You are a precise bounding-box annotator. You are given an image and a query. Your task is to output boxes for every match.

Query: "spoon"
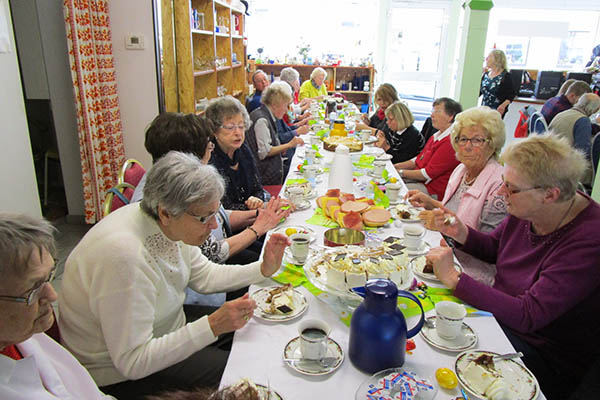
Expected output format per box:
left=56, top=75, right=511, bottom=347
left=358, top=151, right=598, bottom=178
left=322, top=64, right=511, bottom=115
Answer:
left=283, top=356, right=338, bottom=368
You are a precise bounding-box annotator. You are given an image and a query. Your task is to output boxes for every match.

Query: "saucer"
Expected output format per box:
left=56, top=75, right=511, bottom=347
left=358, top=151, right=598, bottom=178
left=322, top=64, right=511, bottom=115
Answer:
left=283, top=336, right=344, bottom=375
left=250, top=286, right=308, bottom=322
left=292, top=200, right=312, bottom=211
left=284, top=247, right=317, bottom=266
left=420, top=316, right=478, bottom=352
left=272, top=225, right=316, bottom=242
left=410, top=256, right=463, bottom=282
left=399, top=239, right=431, bottom=256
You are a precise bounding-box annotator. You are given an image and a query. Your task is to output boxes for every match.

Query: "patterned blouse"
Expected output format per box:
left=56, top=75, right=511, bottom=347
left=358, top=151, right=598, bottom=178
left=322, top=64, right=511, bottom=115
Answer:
left=480, top=72, right=504, bottom=109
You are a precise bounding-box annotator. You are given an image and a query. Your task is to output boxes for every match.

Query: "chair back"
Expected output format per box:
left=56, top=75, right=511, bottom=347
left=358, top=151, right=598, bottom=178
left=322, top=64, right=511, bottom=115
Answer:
left=119, top=159, right=146, bottom=187
left=528, top=111, right=549, bottom=135
left=591, top=134, right=600, bottom=185
left=103, top=183, right=135, bottom=217
left=420, top=117, right=436, bottom=144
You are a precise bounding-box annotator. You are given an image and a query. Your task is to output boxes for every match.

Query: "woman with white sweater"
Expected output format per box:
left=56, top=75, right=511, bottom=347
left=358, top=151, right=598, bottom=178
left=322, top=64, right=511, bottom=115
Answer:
left=58, top=151, right=289, bottom=400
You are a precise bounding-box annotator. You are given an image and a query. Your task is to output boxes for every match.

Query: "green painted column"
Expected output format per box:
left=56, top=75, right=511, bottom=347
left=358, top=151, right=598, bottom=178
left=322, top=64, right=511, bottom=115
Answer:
left=455, top=0, right=494, bottom=109
left=592, top=170, right=600, bottom=202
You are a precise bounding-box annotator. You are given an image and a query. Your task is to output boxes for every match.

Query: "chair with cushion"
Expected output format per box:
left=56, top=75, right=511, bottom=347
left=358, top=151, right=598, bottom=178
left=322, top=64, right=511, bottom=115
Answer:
left=103, top=183, right=135, bottom=217
left=118, top=159, right=145, bottom=188
left=528, top=111, right=549, bottom=135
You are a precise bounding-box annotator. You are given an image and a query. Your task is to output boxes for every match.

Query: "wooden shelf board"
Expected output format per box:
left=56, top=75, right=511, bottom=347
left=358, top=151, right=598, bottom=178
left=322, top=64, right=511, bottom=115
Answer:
left=232, top=63, right=243, bottom=69
left=194, top=69, right=214, bottom=76
left=232, top=89, right=243, bottom=97
left=216, top=66, right=231, bottom=72
left=191, top=29, right=213, bottom=36
left=232, top=35, right=243, bottom=39
left=214, top=0, right=231, bottom=9
left=215, top=32, right=230, bottom=37
left=328, top=90, right=371, bottom=94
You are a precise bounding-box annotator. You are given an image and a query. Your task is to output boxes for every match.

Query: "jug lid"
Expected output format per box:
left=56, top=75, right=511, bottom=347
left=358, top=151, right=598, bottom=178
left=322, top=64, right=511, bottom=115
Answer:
left=365, top=279, right=398, bottom=300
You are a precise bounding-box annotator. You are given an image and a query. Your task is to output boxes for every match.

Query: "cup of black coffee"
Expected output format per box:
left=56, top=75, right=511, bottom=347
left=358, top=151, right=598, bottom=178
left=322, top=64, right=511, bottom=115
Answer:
left=289, top=233, right=310, bottom=264
left=298, top=319, right=330, bottom=360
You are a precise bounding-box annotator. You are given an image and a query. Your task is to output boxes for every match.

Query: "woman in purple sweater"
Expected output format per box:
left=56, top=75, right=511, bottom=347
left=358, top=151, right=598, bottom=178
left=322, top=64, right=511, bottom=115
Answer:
left=427, top=135, right=600, bottom=399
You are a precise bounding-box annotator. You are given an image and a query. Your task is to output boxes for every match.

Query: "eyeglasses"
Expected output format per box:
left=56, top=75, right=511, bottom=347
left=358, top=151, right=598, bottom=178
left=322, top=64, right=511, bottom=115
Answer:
left=501, top=176, right=542, bottom=196
left=187, top=205, right=220, bottom=224
left=455, top=137, right=488, bottom=147
left=220, top=124, right=245, bottom=133
left=0, top=265, right=57, bottom=306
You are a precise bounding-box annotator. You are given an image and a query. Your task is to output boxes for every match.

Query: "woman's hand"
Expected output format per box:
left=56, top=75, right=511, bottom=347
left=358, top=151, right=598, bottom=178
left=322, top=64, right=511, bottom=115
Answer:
left=296, top=118, right=309, bottom=127
left=252, top=197, right=291, bottom=235
left=261, top=233, right=291, bottom=277
left=290, top=136, right=304, bottom=148
left=375, top=130, right=389, bottom=150
left=427, top=208, right=469, bottom=244
left=497, top=100, right=510, bottom=116
left=207, top=293, right=256, bottom=337
left=355, top=122, right=369, bottom=131
left=406, top=189, right=438, bottom=210
left=427, top=240, right=460, bottom=290
left=245, top=196, right=264, bottom=210
left=296, top=125, right=309, bottom=135
left=361, top=113, right=370, bottom=125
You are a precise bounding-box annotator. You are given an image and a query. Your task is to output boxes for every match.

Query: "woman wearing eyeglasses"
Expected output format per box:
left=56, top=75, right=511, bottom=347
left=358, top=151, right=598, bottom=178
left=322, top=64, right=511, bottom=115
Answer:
left=205, top=96, right=266, bottom=211
left=425, top=134, right=600, bottom=399
left=406, top=106, right=506, bottom=285
left=59, top=152, right=291, bottom=400
left=245, top=82, right=304, bottom=185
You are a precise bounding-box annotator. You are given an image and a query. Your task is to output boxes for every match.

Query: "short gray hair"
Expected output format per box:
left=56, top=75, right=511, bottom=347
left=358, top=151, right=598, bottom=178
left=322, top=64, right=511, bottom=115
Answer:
left=565, top=80, right=592, bottom=97
left=310, top=67, right=327, bottom=80
left=0, top=213, right=56, bottom=278
left=451, top=106, right=506, bottom=160
left=279, top=67, right=300, bottom=87
left=205, top=95, right=251, bottom=130
left=501, top=134, right=587, bottom=201
left=262, top=81, right=293, bottom=106
left=574, top=93, right=600, bottom=117
left=141, top=151, right=225, bottom=220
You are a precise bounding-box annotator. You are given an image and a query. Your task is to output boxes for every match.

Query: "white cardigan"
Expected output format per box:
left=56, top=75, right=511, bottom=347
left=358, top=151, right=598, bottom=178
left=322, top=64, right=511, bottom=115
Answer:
left=0, top=333, right=114, bottom=399
left=58, top=203, right=265, bottom=386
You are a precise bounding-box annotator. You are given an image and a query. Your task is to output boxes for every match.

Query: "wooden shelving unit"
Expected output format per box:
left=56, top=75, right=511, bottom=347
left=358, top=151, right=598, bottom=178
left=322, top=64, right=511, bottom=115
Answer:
left=249, top=64, right=374, bottom=107
left=172, top=0, right=248, bottom=113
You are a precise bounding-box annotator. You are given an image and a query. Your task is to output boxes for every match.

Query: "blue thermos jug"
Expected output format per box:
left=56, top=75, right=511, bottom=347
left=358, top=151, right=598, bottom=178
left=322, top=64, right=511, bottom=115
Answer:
left=349, top=279, right=425, bottom=374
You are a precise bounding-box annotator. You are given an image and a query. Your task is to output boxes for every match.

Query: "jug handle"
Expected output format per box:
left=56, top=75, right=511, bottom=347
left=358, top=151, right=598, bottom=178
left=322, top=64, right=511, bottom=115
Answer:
left=397, top=291, right=425, bottom=339
left=351, top=286, right=366, bottom=298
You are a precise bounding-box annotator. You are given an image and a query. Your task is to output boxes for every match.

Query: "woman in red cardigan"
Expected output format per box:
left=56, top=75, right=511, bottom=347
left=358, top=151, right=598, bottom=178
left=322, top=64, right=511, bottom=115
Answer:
left=394, top=97, right=463, bottom=199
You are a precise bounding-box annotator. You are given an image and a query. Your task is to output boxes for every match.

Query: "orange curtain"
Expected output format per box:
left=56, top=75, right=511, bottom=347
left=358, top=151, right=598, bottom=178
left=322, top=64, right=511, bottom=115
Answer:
left=63, top=0, right=125, bottom=223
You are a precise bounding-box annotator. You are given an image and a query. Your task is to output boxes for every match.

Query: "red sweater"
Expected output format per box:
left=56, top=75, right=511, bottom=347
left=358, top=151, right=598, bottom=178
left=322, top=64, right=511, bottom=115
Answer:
left=414, top=133, right=459, bottom=199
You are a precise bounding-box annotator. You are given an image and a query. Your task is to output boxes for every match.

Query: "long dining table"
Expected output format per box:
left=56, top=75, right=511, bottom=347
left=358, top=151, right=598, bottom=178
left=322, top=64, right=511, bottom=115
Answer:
left=220, top=134, right=546, bottom=399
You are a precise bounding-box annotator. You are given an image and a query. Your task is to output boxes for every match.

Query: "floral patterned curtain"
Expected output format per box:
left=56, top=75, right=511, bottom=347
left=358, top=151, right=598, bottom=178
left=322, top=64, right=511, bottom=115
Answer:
left=63, top=0, right=125, bottom=223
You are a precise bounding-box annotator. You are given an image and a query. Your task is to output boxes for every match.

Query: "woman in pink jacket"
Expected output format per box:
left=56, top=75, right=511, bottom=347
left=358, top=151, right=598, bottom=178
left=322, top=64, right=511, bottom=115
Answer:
left=407, top=106, right=507, bottom=284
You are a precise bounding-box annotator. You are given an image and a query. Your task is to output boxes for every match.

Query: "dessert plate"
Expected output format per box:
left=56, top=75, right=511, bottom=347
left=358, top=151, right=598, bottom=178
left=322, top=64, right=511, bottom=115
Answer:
left=410, top=256, right=463, bottom=282
left=250, top=286, right=308, bottom=322
left=355, top=367, right=437, bottom=400
left=455, top=350, right=540, bottom=400
left=283, top=336, right=344, bottom=376
left=272, top=225, right=316, bottom=242
left=391, top=204, right=423, bottom=222
left=256, top=384, right=283, bottom=400
left=420, top=316, right=477, bottom=352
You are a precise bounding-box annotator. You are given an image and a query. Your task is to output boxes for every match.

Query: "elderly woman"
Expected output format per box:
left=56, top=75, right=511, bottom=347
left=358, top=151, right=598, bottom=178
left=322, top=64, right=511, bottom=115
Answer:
left=0, top=214, right=113, bottom=399
left=356, top=83, right=399, bottom=133
left=246, top=82, right=304, bottom=185
left=280, top=67, right=313, bottom=113
left=407, top=106, right=506, bottom=284
left=298, top=67, right=328, bottom=100
left=376, top=101, right=424, bottom=164
left=59, top=152, right=289, bottom=400
left=426, top=135, right=600, bottom=399
left=480, top=49, right=516, bottom=118
left=394, top=97, right=463, bottom=200
left=205, top=96, right=266, bottom=210
left=549, top=93, right=600, bottom=184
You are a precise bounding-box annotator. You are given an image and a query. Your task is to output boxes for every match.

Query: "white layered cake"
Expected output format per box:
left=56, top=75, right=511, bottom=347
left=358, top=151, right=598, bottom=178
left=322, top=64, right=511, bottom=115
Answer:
left=265, top=284, right=295, bottom=314
left=462, top=354, right=510, bottom=400
left=311, top=245, right=412, bottom=290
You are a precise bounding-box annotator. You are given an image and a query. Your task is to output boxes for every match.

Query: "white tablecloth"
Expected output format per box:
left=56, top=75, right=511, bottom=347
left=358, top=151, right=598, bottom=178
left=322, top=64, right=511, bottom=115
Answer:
left=220, top=143, right=545, bottom=399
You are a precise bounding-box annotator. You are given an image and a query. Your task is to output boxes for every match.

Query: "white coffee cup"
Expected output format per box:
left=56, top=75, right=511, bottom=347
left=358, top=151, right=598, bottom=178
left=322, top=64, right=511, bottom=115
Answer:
left=435, top=301, right=466, bottom=340
left=303, top=165, right=319, bottom=180
left=372, top=161, right=386, bottom=177
left=305, top=148, right=317, bottom=163
left=403, top=224, right=425, bottom=249
left=309, top=135, right=321, bottom=146
left=385, top=183, right=401, bottom=202
left=287, top=187, right=304, bottom=208
left=298, top=319, right=330, bottom=360
left=360, top=129, right=372, bottom=141
left=289, top=233, right=310, bottom=264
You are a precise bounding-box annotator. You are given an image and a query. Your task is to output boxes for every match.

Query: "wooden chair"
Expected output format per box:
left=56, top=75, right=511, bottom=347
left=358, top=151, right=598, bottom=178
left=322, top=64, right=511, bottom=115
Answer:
left=103, top=183, right=135, bottom=217
left=118, top=159, right=145, bottom=188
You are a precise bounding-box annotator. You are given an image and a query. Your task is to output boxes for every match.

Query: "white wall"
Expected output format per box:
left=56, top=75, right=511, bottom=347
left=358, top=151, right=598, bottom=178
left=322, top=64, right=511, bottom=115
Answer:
left=109, top=0, right=158, bottom=168
left=0, top=1, right=41, bottom=216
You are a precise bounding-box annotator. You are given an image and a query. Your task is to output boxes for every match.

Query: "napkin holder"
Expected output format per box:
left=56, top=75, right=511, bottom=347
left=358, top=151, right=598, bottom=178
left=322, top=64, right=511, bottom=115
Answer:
left=328, top=144, right=354, bottom=194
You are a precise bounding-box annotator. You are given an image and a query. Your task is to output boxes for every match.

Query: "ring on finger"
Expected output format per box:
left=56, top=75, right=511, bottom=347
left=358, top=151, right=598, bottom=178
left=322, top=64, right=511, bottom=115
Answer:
left=243, top=314, right=250, bottom=321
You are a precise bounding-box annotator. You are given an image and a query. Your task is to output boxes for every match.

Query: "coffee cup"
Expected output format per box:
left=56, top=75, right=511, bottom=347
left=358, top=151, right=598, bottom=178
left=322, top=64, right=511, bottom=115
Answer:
left=305, top=148, right=317, bottom=163
left=360, top=129, right=372, bottom=141
left=289, top=233, right=310, bottom=263
left=403, top=224, right=425, bottom=249
left=309, top=135, right=321, bottom=146
left=435, top=301, right=466, bottom=340
left=298, top=319, right=330, bottom=360
left=385, top=183, right=401, bottom=202
left=303, top=165, right=319, bottom=181
left=372, top=161, right=386, bottom=177
left=287, top=186, right=305, bottom=208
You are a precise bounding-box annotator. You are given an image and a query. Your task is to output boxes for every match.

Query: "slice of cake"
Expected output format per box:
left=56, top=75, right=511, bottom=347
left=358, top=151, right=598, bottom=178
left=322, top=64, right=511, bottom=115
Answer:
left=266, top=284, right=295, bottom=314
left=462, top=354, right=502, bottom=396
